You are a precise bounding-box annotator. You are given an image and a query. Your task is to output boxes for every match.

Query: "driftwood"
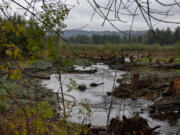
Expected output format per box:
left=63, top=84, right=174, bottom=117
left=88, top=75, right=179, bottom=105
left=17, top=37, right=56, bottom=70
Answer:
left=22, top=71, right=50, bottom=79
left=23, top=67, right=51, bottom=73
left=27, top=75, right=50, bottom=80
left=150, top=97, right=180, bottom=115
left=109, top=64, right=133, bottom=71
left=110, top=62, right=180, bottom=71
left=90, top=82, right=104, bottom=87
left=68, top=69, right=97, bottom=74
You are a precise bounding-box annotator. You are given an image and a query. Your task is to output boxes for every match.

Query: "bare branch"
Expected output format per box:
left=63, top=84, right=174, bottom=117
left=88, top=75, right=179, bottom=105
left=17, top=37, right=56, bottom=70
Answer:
left=87, top=0, right=180, bottom=37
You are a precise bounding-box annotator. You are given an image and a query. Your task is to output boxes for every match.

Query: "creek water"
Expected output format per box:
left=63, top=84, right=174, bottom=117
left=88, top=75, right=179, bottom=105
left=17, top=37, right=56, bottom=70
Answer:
left=42, top=63, right=180, bottom=135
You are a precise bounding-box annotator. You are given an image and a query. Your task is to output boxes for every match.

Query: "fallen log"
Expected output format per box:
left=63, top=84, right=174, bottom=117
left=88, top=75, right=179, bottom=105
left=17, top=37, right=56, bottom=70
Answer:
left=28, top=75, right=50, bottom=80
left=110, top=62, right=180, bottom=70
left=23, top=72, right=50, bottom=80
left=23, top=67, right=51, bottom=73
left=150, top=97, right=180, bottom=115
left=150, top=63, right=180, bottom=69
left=67, top=69, right=97, bottom=74
left=90, top=82, right=104, bottom=87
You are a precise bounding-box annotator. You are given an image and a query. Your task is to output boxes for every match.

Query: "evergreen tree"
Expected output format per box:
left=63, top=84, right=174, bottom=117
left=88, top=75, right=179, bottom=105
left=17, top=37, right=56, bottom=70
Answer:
left=173, top=27, right=180, bottom=43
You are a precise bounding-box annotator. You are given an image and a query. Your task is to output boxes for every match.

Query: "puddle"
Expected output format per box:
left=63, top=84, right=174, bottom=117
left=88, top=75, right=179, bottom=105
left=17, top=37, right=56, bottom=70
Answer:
left=42, top=63, right=180, bottom=135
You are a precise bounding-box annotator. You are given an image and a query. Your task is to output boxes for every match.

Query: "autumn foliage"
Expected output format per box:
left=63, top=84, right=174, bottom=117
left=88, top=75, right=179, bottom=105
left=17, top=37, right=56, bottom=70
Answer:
left=163, top=78, right=180, bottom=96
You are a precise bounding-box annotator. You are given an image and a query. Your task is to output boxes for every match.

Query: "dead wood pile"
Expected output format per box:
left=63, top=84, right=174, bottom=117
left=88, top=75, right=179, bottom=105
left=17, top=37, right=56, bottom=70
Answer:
left=111, top=73, right=163, bottom=99
left=111, top=72, right=180, bottom=100
left=82, top=115, right=160, bottom=135
left=108, top=115, right=160, bottom=135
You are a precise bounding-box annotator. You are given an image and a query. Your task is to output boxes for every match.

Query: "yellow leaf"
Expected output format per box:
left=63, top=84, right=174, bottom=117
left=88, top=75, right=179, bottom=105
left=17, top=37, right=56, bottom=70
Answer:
left=15, top=131, right=20, bottom=135
left=7, top=62, right=11, bottom=67
left=5, top=48, right=12, bottom=57
left=0, top=65, right=8, bottom=72
left=83, top=128, right=89, bottom=135
left=5, top=73, right=8, bottom=77
left=16, top=31, right=20, bottom=37
left=13, top=47, right=20, bottom=59
left=45, top=50, right=49, bottom=56
left=10, top=69, right=22, bottom=80
left=74, top=133, right=79, bottom=135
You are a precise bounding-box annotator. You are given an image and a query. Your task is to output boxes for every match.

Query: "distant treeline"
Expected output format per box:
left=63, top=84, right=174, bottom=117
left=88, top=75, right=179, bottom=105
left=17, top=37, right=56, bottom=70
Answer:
left=67, top=27, right=180, bottom=45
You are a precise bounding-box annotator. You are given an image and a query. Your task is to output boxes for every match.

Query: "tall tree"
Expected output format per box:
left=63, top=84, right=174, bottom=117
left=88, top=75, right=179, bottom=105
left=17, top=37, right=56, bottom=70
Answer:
left=173, top=27, right=180, bottom=44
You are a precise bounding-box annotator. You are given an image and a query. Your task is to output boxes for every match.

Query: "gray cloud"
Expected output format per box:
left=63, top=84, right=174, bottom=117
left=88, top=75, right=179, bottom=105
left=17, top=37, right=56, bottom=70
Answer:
left=2, top=0, right=180, bottom=31
left=65, top=0, right=180, bottom=31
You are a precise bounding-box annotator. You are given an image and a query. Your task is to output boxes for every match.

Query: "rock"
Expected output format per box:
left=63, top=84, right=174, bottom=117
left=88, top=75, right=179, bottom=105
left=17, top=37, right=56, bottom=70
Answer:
left=106, top=92, right=112, bottom=96
left=116, top=78, right=123, bottom=83
left=78, top=84, right=87, bottom=91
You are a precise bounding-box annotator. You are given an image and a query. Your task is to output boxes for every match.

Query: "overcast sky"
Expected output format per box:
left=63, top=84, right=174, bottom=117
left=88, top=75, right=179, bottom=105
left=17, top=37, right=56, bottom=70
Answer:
left=64, top=0, right=180, bottom=31
left=4, top=0, right=180, bottom=31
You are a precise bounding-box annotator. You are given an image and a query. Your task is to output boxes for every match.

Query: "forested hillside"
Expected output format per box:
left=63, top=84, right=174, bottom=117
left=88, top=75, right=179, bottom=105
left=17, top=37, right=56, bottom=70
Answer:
left=66, top=28, right=180, bottom=45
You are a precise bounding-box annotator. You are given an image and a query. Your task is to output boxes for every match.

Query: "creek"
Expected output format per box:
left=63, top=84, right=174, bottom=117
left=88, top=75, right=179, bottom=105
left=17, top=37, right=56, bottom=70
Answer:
left=42, top=63, right=180, bottom=135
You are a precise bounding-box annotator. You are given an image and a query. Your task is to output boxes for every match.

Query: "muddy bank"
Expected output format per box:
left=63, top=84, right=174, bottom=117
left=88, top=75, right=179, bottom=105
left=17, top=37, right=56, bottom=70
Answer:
left=110, top=70, right=180, bottom=98
left=107, top=69, right=180, bottom=134
left=0, top=75, right=58, bottom=112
